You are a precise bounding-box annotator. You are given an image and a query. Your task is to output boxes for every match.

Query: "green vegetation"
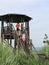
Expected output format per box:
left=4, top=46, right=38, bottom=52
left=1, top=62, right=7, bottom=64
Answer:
left=0, top=40, right=49, bottom=65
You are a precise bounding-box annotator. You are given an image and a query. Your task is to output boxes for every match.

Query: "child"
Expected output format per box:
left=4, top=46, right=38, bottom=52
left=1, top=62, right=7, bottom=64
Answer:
left=21, top=31, right=26, bottom=42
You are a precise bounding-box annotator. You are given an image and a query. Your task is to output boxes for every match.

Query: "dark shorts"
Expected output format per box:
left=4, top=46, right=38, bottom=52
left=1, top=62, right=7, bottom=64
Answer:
left=17, top=28, right=19, bottom=31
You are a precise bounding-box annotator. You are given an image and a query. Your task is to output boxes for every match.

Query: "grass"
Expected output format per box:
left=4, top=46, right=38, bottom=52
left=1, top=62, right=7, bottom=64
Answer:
left=0, top=42, right=49, bottom=65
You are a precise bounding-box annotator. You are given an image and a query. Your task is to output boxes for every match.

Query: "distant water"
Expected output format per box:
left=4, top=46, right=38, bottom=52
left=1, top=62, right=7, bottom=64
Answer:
left=32, top=47, right=42, bottom=51
left=35, top=47, right=42, bottom=51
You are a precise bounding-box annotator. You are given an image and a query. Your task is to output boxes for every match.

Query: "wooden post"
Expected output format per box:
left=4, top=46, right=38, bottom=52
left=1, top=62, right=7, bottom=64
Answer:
left=9, top=16, right=12, bottom=46
left=7, top=39, right=9, bottom=44
left=7, top=23, right=10, bottom=45
left=14, top=31, right=16, bottom=49
left=25, top=22, right=29, bottom=37
left=21, top=23, right=23, bottom=31
left=1, top=21, right=4, bottom=42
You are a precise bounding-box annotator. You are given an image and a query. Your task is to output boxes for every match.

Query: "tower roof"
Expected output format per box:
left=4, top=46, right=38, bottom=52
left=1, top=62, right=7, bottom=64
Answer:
left=0, top=14, right=32, bottom=23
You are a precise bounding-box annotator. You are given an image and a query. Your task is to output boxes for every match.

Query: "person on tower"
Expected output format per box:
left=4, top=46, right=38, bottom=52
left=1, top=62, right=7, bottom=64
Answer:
left=16, top=23, right=20, bottom=31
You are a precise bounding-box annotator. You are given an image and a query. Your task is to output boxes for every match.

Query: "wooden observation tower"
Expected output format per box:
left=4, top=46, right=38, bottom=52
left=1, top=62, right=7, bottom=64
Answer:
left=0, top=14, right=32, bottom=50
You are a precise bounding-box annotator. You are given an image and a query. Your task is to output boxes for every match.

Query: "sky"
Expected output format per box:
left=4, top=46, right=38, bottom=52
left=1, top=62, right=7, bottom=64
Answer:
left=0, top=0, right=49, bottom=47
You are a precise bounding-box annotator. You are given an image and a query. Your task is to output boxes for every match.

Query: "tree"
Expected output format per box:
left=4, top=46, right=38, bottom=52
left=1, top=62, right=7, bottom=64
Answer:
left=43, top=34, right=49, bottom=45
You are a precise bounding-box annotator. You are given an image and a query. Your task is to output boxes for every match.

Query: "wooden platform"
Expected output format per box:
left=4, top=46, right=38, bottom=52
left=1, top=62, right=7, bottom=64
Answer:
left=4, top=35, right=14, bottom=39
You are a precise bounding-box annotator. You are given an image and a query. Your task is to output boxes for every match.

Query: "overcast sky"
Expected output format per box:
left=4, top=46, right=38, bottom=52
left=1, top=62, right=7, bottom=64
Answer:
left=0, top=0, right=49, bottom=47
